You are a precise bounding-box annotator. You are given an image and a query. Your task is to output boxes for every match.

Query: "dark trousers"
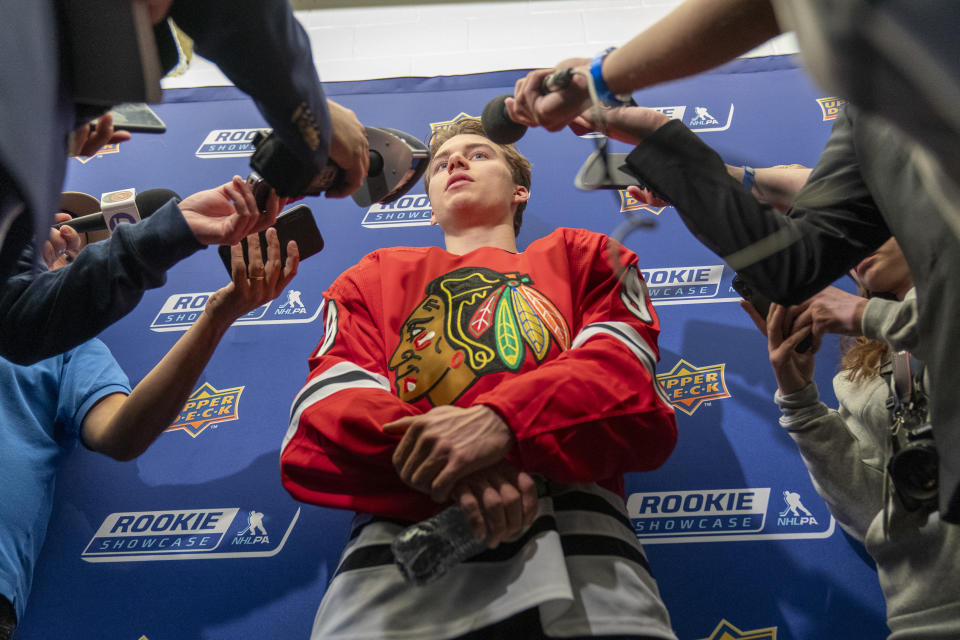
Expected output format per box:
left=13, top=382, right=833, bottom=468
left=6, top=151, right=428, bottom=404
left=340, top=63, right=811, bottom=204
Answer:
left=0, top=594, right=15, bottom=640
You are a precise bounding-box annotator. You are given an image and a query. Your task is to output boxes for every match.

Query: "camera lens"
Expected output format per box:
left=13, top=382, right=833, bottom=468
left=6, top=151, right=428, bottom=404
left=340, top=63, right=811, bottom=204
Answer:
left=889, top=443, right=939, bottom=506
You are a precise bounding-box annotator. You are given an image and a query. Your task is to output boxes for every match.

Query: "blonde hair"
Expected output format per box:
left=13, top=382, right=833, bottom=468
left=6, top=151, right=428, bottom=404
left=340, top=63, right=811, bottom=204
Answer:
left=426, top=117, right=531, bottom=236
left=839, top=282, right=890, bottom=383
left=840, top=336, right=890, bottom=383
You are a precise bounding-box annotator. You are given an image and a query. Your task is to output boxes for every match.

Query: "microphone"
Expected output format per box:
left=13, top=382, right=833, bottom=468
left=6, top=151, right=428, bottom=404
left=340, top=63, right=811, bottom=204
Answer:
left=248, top=126, right=429, bottom=209
left=55, top=189, right=180, bottom=234
left=481, top=68, right=575, bottom=145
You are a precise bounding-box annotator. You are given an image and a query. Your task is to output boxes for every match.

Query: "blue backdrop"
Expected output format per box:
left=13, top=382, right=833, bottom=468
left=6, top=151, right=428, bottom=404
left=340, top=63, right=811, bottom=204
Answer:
left=20, top=57, right=885, bottom=640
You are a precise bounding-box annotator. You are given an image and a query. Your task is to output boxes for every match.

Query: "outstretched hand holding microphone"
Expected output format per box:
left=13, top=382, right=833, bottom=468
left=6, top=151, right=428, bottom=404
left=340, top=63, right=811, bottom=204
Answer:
left=480, top=67, right=581, bottom=144
left=501, top=59, right=594, bottom=135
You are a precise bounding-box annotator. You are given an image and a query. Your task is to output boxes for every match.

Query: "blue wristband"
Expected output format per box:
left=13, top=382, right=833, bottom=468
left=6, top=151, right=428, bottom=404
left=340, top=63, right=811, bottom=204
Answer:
left=742, top=166, right=756, bottom=191
left=589, top=47, right=632, bottom=107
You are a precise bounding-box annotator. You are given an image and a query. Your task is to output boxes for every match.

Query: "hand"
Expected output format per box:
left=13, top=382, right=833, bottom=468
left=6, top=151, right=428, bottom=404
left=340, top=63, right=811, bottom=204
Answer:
left=747, top=301, right=820, bottom=396
left=205, top=227, right=299, bottom=324
left=625, top=185, right=671, bottom=209
left=569, top=104, right=671, bottom=145
left=43, top=213, right=87, bottom=271
left=68, top=112, right=132, bottom=157
left=178, top=176, right=280, bottom=246
left=506, top=59, right=592, bottom=131
left=325, top=100, right=369, bottom=198
left=382, top=404, right=516, bottom=502
left=453, top=462, right=539, bottom=549
left=793, top=286, right=868, bottom=337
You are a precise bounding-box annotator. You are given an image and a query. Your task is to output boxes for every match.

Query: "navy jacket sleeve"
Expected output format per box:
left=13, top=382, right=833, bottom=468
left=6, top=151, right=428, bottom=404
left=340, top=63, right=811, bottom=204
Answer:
left=169, top=0, right=333, bottom=173
left=0, top=200, right=203, bottom=365
left=624, top=111, right=892, bottom=304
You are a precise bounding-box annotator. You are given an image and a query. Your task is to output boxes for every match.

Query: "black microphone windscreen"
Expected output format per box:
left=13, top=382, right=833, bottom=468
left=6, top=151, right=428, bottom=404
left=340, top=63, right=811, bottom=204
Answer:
left=135, top=188, right=180, bottom=217
left=57, top=188, right=181, bottom=233
left=481, top=94, right=527, bottom=145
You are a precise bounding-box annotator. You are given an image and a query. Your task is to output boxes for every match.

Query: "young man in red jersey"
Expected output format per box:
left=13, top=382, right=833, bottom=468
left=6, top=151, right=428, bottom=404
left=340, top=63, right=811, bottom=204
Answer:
left=281, top=117, right=678, bottom=640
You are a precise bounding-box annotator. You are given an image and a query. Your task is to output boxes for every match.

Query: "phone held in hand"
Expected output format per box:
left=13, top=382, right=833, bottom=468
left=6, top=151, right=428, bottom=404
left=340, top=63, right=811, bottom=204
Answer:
left=732, top=273, right=771, bottom=319
left=100, top=103, right=167, bottom=133
left=217, top=204, right=323, bottom=274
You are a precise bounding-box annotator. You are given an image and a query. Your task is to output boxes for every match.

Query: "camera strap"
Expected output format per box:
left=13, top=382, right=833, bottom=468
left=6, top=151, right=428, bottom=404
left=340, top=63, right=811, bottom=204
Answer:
left=887, top=351, right=928, bottom=441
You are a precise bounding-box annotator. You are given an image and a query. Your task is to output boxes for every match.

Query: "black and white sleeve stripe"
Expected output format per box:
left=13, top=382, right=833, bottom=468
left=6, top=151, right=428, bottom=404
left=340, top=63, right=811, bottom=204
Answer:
left=571, top=321, right=673, bottom=408
left=281, top=361, right=391, bottom=452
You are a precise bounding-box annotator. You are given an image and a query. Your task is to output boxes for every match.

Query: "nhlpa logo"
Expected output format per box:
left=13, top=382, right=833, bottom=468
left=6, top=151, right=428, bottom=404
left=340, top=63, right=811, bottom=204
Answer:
left=641, top=265, right=724, bottom=302
left=150, top=291, right=321, bottom=332
left=279, top=289, right=304, bottom=309
left=73, top=143, right=120, bottom=164
left=652, top=103, right=734, bottom=132
left=698, top=619, right=777, bottom=640
left=362, top=193, right=432, bottom=228
left=81, top=506, right=301, bottom=562
left=166, top=382, right=242, bottom=438
left=233, top=510, right=272, bottom=546
left=430, top=112, right=476, bottom=138
left=195, top=128, right=261, bottom=158
left=777, top=490, right=819, bottom=526
left=816, top=96, right=847, bottom=121
left=618, top=189, right=667, bottom=215
left=656, top=359, right=730, bottom=415
left=689, top=106, right=719, bottom=127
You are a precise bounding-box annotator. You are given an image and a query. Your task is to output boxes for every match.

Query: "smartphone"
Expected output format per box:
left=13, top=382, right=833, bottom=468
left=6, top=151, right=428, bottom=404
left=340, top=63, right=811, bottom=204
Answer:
left=100, top=102, right=167, bottom=133
left=732, top=273, right=812, bottom=353
left=217, top=204, right=324, bottom=274
left=732, top=273, right=771, bottom=318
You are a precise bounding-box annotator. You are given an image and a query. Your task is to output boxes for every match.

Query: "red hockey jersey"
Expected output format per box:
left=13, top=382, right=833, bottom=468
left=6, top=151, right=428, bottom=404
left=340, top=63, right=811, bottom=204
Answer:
left=281, top=227, right=677, bottom=521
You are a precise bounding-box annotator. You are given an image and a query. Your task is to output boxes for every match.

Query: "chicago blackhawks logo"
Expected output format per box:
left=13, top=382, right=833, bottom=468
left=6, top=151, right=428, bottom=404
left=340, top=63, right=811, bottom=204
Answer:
left=389, top=267, right=570, bottom=405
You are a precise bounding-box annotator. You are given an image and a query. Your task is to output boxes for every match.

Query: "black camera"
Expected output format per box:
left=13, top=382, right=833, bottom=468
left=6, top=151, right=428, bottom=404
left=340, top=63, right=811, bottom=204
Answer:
left=886, top=353, right=938, bottom=512
left=888, top=425, right=939, bottom=512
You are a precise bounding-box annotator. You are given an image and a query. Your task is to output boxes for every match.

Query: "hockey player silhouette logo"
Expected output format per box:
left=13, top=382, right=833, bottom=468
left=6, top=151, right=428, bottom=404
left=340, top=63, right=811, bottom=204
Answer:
left=389, top=267, right=570, bottom=406
left=689, top=107, right=719, bottom=126
left=280, top=290, right=305, bottom=309
left=779, top=491, right=813, bottom=517
left=237, top=510, right=267, bottom=536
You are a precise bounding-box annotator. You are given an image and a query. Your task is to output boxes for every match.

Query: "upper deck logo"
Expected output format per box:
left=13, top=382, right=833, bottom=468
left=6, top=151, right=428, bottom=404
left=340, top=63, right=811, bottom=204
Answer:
left=195, top=129, right=261, bottom=158
left=73, top=143, right=120, bottom=164
left=656, top=359, right=730, bottom=415
left=641, top=265, right=724, bottom=301
left=698, top=619, right=777, bottom=640
left=166, top=382, right=243, bottom=438
left=430, top=112, right=476, bottom=138
left=362, top=194, right=432, bottom=228
left=618, top=189, right=667, bottom=215
left=150, top=290, right=322, bottom=332
left=652, top=103, right=734, bottom=132
left=816, top=97, right=847, bottom=121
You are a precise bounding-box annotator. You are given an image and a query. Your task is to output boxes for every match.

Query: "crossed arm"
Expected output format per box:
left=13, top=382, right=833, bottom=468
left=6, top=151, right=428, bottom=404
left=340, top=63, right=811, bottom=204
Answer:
left=282, top=233, right=677, bottom=545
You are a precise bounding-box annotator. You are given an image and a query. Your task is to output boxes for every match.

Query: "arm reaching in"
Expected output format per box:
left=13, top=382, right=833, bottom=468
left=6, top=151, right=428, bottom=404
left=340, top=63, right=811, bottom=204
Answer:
left=81, top=227, right=298, bottom=460
left=506, top=0, right=780, bottom=131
